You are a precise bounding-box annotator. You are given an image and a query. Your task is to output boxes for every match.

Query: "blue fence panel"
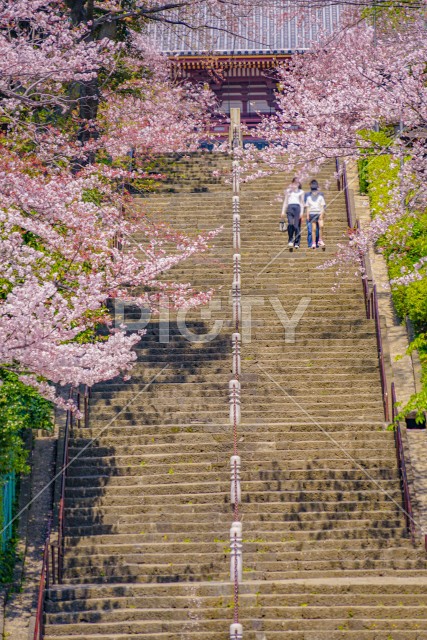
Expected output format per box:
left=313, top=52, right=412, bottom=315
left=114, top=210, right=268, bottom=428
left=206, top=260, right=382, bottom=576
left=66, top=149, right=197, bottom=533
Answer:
left=1, top=472, right=16, bottom=550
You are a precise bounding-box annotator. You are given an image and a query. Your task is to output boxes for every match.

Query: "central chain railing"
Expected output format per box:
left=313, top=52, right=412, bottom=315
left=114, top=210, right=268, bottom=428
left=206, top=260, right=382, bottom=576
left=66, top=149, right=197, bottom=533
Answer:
left=229, top=108, right=243, bottom=640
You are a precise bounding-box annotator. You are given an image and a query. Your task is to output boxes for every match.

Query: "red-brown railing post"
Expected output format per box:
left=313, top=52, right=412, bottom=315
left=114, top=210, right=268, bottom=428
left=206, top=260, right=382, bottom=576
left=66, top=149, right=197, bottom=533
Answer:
left=363, top=278, right=370, bottom=319
left=337, top=157, right=390, bottom=422
left=335, top=157, right=341, bottom=191
left=337, top=156, right=416, bottom=544
left=372, top=285, right=390, bottom=422
left=341, top=162, right=355, bottom=229
left=58, top=542, right=63, bottom=585
left=34, top=515, right=52, bottom=640
left=392, top=382, right=398, bottom=424
left=33, top=386, right=81, bottom=638
left=84, top=387, right=89, bottom=428
left=77, top=391, right=81, bottom=429
left=392, top=382, right=416, bottom=544
left=57, top=391, right=73, bottom=585
left=50, top=544, right=56, bottom=585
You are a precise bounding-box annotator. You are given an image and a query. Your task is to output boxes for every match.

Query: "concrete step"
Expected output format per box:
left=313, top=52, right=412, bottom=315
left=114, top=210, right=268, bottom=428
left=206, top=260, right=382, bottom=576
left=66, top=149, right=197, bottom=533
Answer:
left=69, top=421, right=388, bottom=436
left=67, top=437, right=396, bottom=456
left=45, top=602, right=427, bottom=624
left=45, top=593, right=427, bottom=615
left=64, top=456, right=398, bottom=476
left=63, top=523, right=409, bottom=540
left=63, top=496, right=402, bottom=513
left=92, top=376, right=381, bottom=390
left=59, top=566, right=427, bottom=586
left=64, top=510, right=405, bottom=531
left=62, top=536, right=408, bottom=552
left=63, top=545, right=425, bottom=569
left=42, top=627, right=427, bottom=639
left=45, top=580, right=427, bottom=601
left=88, top=387, right=382, bottom=401
left=86, top=400, right=385, bottom=415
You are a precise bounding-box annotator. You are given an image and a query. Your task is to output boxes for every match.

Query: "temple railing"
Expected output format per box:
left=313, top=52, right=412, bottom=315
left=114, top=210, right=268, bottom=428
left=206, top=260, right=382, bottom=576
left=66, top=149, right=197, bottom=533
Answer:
left=336, top=158, right=390, bottom=422
left=336, top=158, right=423, bottom=545
left=391, top=382, right=416, bottom=544
left=335, top=157, right=356, bottom=229
left=34, top=386, right=90, bottom=640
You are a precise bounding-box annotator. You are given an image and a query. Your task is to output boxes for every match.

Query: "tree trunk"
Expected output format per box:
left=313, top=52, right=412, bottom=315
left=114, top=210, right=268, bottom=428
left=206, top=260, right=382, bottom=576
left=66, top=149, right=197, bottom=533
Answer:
left=65, top=0, right=87, bottom=25
left=65, top=0, right=115, bottom=147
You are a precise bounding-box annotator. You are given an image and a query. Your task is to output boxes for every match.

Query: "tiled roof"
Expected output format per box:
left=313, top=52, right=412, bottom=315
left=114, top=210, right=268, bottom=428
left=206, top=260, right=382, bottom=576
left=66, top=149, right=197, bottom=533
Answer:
left=147, top=2, right=343, bottom=55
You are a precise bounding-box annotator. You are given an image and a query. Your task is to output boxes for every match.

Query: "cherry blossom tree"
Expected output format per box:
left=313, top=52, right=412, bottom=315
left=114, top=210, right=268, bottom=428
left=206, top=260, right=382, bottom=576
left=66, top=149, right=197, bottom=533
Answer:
left=7, top=0, right=423, bottom=406
left=0, top=0, right=223, bottom=404
left=247, top=2, right=427, bottom=282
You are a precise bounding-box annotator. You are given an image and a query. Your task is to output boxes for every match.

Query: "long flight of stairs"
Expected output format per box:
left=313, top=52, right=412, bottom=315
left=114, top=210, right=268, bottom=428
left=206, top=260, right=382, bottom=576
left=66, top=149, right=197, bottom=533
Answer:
left=44, top=154, right=427, bottom=639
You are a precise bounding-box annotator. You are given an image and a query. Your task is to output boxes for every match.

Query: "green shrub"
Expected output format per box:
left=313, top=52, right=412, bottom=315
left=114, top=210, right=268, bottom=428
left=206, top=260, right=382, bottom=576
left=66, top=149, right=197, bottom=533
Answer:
left=0, top=372, right=53, bottom=579
left=405, top=280, right=427, bottom=330
left=366, top=155, right=399, bottom=217
left=357, top=158, right=369, bottom=195
left=0, top=371, right=53, bottom=477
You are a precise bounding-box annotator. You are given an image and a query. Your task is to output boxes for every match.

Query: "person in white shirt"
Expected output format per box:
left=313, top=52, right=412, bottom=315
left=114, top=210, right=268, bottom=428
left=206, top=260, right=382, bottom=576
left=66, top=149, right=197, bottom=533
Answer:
left=280, top=178, right=304, bottom=250
left=304, top=180, right=326, bottom=249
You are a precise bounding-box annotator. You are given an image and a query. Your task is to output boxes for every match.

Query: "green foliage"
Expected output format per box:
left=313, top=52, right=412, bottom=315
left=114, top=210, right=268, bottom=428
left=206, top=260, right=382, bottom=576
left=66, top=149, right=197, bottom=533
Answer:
left=403, top=333, right=427, bottom=421
left=0, top=525, right=19, bottom=584
left=0, top=371, right=51, bottom=580
left=380, top=211, right=427, bottom=326
left=82, top=187, right=104, bottom=206
left=0, top=371, right=53, bottom=477
left=366, top=156, right=399, bottom=218
left=357, top=159, right=369, bottom=195
left=361, top=0, right=420, bottom=25
left=405, top=280, right=427, bottom=329
left=363, top=134, right=427, bottom=416
left=358, top=129, right=399, bottom=216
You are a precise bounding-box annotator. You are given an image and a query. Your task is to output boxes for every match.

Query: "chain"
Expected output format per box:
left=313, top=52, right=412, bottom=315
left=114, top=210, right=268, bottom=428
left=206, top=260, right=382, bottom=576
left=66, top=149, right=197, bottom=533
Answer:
left=229, top=115, right=243, bottom=640
left=234, top=530, right=239, bottom=624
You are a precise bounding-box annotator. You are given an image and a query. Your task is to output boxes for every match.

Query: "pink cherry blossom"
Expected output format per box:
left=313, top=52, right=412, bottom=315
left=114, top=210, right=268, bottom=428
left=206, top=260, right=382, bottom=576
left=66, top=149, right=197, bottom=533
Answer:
left=0, top=0, right=223, bottom=404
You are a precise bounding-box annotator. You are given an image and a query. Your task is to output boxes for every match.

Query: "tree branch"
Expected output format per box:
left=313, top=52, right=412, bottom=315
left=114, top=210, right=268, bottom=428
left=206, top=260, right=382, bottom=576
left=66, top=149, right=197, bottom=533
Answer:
left=91, top=2, right=192, bottom=30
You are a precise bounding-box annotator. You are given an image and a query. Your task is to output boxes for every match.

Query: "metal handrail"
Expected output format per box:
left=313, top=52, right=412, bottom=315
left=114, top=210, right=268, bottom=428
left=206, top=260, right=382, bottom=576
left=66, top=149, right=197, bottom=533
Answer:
left=392, top=382, right=416, bottom=544
left=57, top=402, right=71, bottom=584
left=335, top=157, right=342, bottom=192
left=34, top=385, right=90, bottom=639
left=33, top=515, right=52, bottom=640
left=361, top=256, right=371, bottom=319
left=355, top=220, right=371, bottom=319
left=336, top=157, right=390, bottom=421
left=371, top=285, right=390, bottom=422
left=58, top=385, right=90, bottom=583
left=336, top=159, right=356, bottom=229
left=337, top=158, right=418, bottom=543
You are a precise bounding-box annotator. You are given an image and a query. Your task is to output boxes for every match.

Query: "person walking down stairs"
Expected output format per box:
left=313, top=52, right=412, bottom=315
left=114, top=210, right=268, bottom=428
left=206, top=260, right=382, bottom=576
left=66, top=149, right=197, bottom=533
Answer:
left=280, top=177, right=304, bottom=250
left=305, top=179, right=326, bottom=249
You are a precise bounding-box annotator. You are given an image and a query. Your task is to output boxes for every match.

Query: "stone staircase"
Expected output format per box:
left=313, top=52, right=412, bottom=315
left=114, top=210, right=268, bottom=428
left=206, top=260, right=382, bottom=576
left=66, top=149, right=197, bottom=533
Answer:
left=44, top=154, right=427, bottom=639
